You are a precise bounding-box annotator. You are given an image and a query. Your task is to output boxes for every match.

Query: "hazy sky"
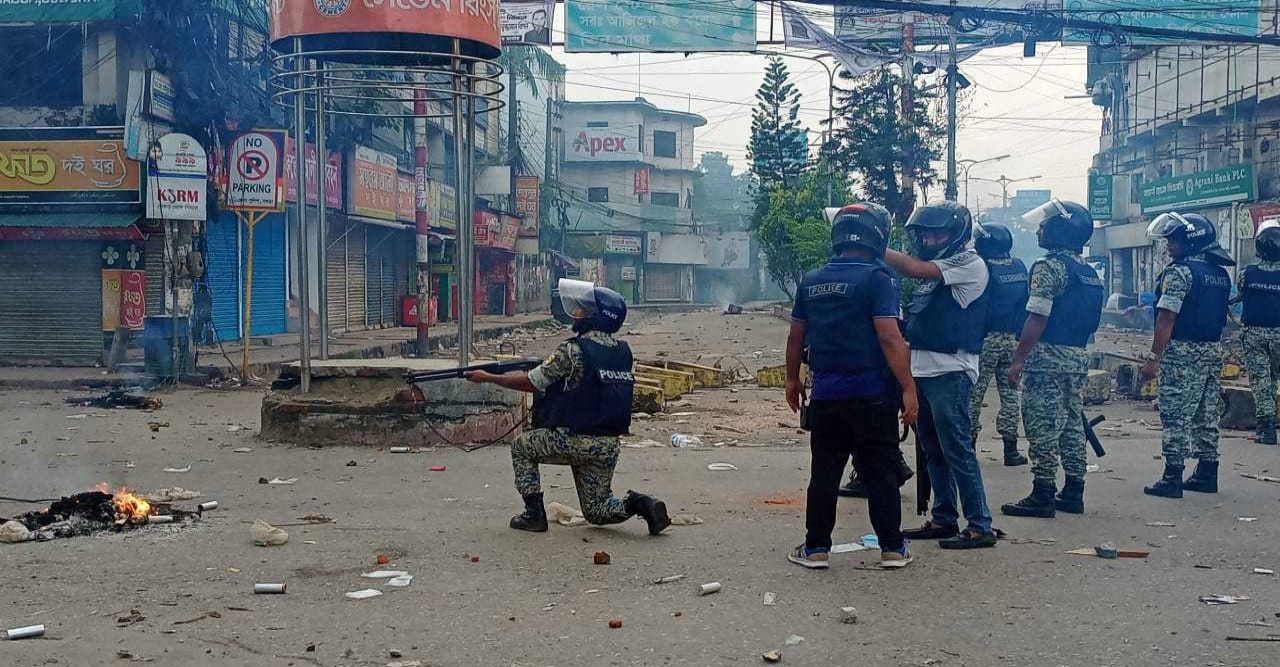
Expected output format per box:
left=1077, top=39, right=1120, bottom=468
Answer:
left=542, top=8, right=1102, bottom=209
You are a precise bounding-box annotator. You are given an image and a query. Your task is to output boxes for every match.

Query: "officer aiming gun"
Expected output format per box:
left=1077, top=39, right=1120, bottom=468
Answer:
left=404, top=358, right=543, bottom=386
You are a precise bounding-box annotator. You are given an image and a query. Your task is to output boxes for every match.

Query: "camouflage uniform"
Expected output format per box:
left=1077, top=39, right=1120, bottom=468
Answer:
left=1021, top=251, right=1091, bottom=481
left=970, top=331, right=1021, bottom=441
left=512, top=330, right=631, bottom=525
left=1156, top=262, right=1222, bottom=466
left=1240, top=261, right=1280, bottom=421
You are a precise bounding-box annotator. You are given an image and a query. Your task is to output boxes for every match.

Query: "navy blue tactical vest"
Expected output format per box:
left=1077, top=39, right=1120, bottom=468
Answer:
left=533, top=338, right=634, bottom=436
left=905, top=276, right=989, bottom=354
left=800, top=260, right=892, bottom=375
left=983, top=258, right=1030, bottom=336
left=1241, top=265, right=1280, bottom=328
left=1160, top=259, right=1230, bottom=342
left=1039, top=254, right=1105, bottom=348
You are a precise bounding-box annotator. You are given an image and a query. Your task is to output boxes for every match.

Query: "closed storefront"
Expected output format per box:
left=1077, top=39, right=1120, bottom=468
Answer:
left=365, top=226, right=409, bottom=328
left=326, top=218, right=372, bottom=333
left=242, top=213, right=287, bottom=337
left=0, top=242, right=104, bottom=365
left=205, top=214, right=242, bottom=342
left=643, top=263, right=684, bottom=302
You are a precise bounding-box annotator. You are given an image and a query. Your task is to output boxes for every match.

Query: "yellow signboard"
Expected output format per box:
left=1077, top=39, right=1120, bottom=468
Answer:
left=0, top=130, right=141, bottom=205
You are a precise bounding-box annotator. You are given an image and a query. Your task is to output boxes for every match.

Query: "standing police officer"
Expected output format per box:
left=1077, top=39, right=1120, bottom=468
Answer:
left=970, top=222, right=1030, bottom=466
left=1239, top=219, right=1280, bottom=445
left=1004, top=199, right=1104, bottom=518
left=785, top=204, right=919, bottom=570
left=466, top=279, right=671, bottom=535
left=885, top=201, right=999, bottom=550
left=1140, top=212, right=1235, bottom=498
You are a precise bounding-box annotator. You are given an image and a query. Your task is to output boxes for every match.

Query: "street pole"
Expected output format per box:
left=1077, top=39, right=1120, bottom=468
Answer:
left=414, top=75, right=431, bottom=357
left=315, top=61, right=329, bottom=360
left=824, top=58, right=834, bottom=207
left=900, top=21, right=916, bottom=217
left=293, top=39, right=311, bottom=393
left=944, top=7, right=959, bottom=202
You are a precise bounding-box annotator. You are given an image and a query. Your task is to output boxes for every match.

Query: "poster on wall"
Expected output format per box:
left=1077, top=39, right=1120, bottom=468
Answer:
left=515, top=176, right=540, bottom=237
left=501, top=0, right=554, bottom=45
left=703, top=232, right=751, bottom=270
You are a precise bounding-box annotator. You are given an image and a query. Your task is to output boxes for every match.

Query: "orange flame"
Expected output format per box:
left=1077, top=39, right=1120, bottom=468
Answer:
left=95, top=483, right=153, bottom=522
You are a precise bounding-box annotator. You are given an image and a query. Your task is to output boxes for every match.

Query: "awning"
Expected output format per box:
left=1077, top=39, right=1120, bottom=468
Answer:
left=546, top=249, right=579, bottom=269
left=349, top=215, right=411, bottom=230
left=0, top=212, right=144, bottom=241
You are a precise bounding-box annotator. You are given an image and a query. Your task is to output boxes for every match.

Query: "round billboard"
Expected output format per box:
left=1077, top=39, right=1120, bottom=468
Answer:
left=270, top=0, right=501, bottom=62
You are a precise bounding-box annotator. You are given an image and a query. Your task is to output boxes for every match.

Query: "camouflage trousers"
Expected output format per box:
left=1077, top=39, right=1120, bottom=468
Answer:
left=511, top=427, right=631, bottom=525
left=1021, top=371, right=1088, bottom=481
left=1158, top=340, right=1222, bottom=467
left=1242, top=326, right=1280, bottom=421
left=970, top=331, right=1022, bottom=440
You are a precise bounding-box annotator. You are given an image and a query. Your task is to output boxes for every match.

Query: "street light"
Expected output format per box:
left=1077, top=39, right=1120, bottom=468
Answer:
left=971, top=173, right=1042, bottom=211
left=958, top=154, right=1010, bottom=210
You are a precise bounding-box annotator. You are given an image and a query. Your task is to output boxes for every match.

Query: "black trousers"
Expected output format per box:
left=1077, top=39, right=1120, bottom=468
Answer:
left=805, top=396, right=905, bottom=552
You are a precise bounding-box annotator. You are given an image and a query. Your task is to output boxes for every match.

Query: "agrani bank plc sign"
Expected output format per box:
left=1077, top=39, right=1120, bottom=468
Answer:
left=566, top=126, right=642, bottom=163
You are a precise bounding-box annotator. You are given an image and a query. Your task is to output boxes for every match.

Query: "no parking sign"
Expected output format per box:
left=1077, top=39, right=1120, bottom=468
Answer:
left=227, top=130, right=286, bottom=212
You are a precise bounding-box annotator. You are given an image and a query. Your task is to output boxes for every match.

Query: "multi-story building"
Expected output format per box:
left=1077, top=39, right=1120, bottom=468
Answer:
left=557, top=98, right=707, bottom=303
left=1086, top=40, right=1280, bottom=297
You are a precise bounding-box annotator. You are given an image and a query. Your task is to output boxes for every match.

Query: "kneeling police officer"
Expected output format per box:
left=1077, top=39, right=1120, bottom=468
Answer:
left=466, top=279, right=671, bottom=535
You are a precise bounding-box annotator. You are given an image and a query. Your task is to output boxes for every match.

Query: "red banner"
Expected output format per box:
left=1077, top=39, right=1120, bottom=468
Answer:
left=515, top=175, right=539, bottom=237
left=0, top=226, right=142, bottom=241
left=270, top=0, right=500, bottom=53
left=634, top=166, right=650, bottom=195
left=102, top=269, right=146, bottom=331
left=474, top=209, right=498, bottom=244
left=285, top=138, right=343, bottom=209
left=397, top=172, right=416, bottom=223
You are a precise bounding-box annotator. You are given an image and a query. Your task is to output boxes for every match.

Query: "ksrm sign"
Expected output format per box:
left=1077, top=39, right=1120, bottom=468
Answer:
left=565, top=126, right=641, bottom=163
left=146, top=133, right=207, bottom=221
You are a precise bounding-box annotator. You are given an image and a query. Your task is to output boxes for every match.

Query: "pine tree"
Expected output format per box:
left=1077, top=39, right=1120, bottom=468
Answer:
left=747, top=57, right=810, bottom=188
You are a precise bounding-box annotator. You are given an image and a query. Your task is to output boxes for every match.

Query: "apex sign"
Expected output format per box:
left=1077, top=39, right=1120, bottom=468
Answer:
left=565, top=126, right=641, bottom=163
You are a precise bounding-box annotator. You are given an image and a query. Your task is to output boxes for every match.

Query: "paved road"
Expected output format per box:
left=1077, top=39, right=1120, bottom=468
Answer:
left=1, top=309, right=1277, bottom=666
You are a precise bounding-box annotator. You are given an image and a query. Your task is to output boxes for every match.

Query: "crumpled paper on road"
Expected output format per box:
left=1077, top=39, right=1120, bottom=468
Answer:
left=548, top=502, right=587, bottom=526
left=0, top=520, right=32, bottom=543
left=251, top=519, right=289, bottom=546
left=144, top=487, right=202, bottom=502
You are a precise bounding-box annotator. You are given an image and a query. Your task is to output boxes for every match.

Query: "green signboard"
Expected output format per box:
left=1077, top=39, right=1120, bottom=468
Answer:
left=1088, top=175, right=1113, bottom=220
left=0, top=0, right=142, bottom=22
left=1065, top=1, right=1260, bottom=44
left=565, top=0, right=756, bottom=53
left=1140, top=164, right=1255, bottom=215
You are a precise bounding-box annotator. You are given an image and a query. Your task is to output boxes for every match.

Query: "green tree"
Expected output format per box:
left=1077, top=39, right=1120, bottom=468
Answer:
left=692, top=151, right=754, bottom=232
left=827, top=69, right=944, bottom=225
left=751, top=171, right=851, bottom=298
left=747, top=57, right=810, bottom=188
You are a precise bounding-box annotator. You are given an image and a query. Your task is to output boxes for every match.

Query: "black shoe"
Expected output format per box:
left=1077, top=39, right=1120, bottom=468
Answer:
left=1001, top=479, right=1057, bottom=518
left=838, top=477, right=869, bottom=498
left=1258, top=419, right=1277, bottom=445
left=624, top=490, right=671, bottom=535
left=1003, top=436, right=1028, bottom=467
left=1183, top=460, right=1219, bottom=494
left=1143, top=464, right=1184, bottom=499
left=1055, top=476, right=1085, bottom=514
left=903, top=521, right=959, bottom=540
left=896, top=451, right=915, bottom=487
left=510, top=493, right=548, bottom=532
left=939, top=529, right=999, bottom=550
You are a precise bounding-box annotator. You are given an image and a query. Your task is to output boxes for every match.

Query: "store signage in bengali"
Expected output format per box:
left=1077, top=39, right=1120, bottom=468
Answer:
left=620, top=265, right=637, bottom=281
left=473, top=209, right=499, bottom=245
left=347, top=145, right=398, bottom=220
left=605, top=234, right=642, bottom=255
left=429, top=180, right=458, bottom=230
left=564, top=0, right=755, bottom=53
left=495, top=213, right=520, bottom=251
left=145, top=70, right=176, bottom=123
left=1064, top=1, right=1260, bottom=44
left=835, top=2, right=1043, bottom=45
left=1139, top=164, right=1255, bottom=214
left=0, top=0, right=140, bottom=22
left=0, top=128, right=140, bottom=205
left=1088, top=174, right=1113, bottom=220
left=270, top=0, right=500, bottom=52
left=500, top=0, right=553, bottom=45
left=397, top=172, right=416, bottom=223
left=102, top=269, right=146, bottom=332
left=565, top=126, right=642, bottom=163
left=146, top=133, right=208, bottom=221
left=514, top=176, right=539, bottom=237
left=285, top=138, right=343, bottom=209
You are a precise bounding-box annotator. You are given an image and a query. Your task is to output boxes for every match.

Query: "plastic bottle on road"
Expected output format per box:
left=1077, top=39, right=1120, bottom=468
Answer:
left=670, top=434, right=703, bottom=448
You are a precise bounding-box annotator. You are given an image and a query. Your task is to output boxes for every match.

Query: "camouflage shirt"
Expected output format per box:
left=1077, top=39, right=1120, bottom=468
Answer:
left=1155, top=260, right=1197, bottom=314
left=528, top=330, right=620, bottom=393
left=1024, top=250, right=1091, bottom=375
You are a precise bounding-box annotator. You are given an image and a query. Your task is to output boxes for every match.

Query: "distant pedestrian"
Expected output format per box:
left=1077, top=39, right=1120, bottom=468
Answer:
left=970, top=222, right=1030, bottom=467
left=1002, top=199, right=1104, bottom=518
left=1140, top=212, right=1234, bottom=498
left=785, top=204, right=919, bottom=570
left=884, top=201, right=999, bottom=550
left=1238, top=219, right=1280, bottom=445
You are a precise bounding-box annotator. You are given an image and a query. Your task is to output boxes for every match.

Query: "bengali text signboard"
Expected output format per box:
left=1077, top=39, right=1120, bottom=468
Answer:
left=1140, top=164, right=1255, bottom=215
left=565, top=0, right=756, bottom=53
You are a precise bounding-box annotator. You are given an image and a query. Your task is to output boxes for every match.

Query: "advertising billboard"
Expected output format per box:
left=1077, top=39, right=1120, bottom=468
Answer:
left=565, top=0, right=756, bottom=53
left=0, top=127, right=141, bottom=206
left=269, top=0, right=500, bottom=56
left=565, top=126, right=642, bottom=163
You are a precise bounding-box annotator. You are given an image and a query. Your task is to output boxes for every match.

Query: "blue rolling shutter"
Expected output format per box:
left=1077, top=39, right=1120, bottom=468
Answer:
left=205, top=213, right=241, bottom=342
left=242, top=212, right=287, bottom=336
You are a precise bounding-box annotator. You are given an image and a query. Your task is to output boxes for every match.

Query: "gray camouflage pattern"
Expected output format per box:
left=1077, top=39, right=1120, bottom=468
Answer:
left=1024, top=251, right=1092, bottom=374
left=970, top=331, right=1021, bottom=440
left=1157, top=340, right=1222, bottom=466
left=1242, top=326, right=1280, bottom=420
left=511, top=426, right=631, bottom=525
left=1021, top=370, right=1088, bottom=480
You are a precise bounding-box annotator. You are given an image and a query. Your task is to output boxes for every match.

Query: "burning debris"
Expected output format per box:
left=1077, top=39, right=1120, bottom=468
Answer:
left=5, top=484, right=202, bottom=541
left=64, top=389, right=162, bottom=411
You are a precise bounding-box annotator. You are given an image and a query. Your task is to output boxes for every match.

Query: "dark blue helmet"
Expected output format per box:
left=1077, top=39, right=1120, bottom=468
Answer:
left=906, top=201, right=973, bottom=260
left=555, top=279, right=627, bottom=334
left=974, top=222, right=1014, bottom=259
left=1147, top=211, right=1233, bottom=265
left=830, top=203, right=892, bottom=258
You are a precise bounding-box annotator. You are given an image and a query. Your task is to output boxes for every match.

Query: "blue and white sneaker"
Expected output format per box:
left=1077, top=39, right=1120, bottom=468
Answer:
left=879, top=542, right=914, bottom=569
left=787, top=544, right=830, bottom=569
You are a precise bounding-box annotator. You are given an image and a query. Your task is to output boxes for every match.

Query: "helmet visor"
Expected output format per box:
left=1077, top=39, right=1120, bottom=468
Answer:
left=1021, top=198, right=1071, bottom=227
left=905, top=205, right=957, bottom=230
left=557, top=279, right=598, bottom=319
left=1146, top=212, right=1193, bottom=240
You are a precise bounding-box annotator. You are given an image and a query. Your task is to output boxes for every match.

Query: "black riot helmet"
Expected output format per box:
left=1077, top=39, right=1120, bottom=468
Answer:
left=830, top=202, right=892, bottom=258
left=1146, top=211, right=1234, bottom=265
left=905, top=200, right=973, bottom=260
left=1256, top=219, right=1280, bottom=261
left=1023, top=198, right=1093, bottom=253
left=555, top=278, right=628, bottom=334
left=973, top=222, right=1014, bottom=259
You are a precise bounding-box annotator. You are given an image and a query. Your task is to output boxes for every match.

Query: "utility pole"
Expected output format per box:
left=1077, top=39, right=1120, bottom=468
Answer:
left=414, top=75, right=431, bottom=357
left=972, top=174, right=1042, bottom=210
left=958, top=154, right=1010, bottom=209
left=944, top=5, right=959, bottom=202
left=508, top=59, right=519, bottom=207
left=900, top=21, right=916, bottom=219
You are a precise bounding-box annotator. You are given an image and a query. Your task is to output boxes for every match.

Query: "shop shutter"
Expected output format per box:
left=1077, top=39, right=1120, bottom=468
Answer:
left=387, top=238, right=406, bottom=326
left=326, top=219, right=349, bottom=333
left=144, top=233, right=165, bottom=317
left=0, top=242, right=103, bottom=365
left=346, top=223, right=367, bottom=330
left=242, top=213, right=287, bottom=336
left=205, top=214, right=241, bottom=342
left=365, top=228, right=385, bottom=327
left=644, top=264, right=682, bottom=302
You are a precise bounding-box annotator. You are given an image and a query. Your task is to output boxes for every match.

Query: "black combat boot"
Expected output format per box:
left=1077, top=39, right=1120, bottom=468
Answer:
left=1055, top=476, right=1085, bottom=514
left=1143, top=464, right=1184, bottom=499
left=624, top=490, right=671, bottom=535
left=1000, top=479, right=1057, bottom=518
left=510, top=493, right=548, bottom=532
left=1003, top=436, right=1028, bottom=466
left=1183, top=460, right=1219, bottom=493
left=1258, top=419, right=1277, bottom=445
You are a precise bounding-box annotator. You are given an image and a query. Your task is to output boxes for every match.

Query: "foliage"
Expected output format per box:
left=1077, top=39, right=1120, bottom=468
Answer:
left=751, top=170, right=852, bottom=298
left=500, top=46, right=566, bottom=99
left=747, top=57, right=810, bottom=188
left=692, top=152, right=755, bottom=232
